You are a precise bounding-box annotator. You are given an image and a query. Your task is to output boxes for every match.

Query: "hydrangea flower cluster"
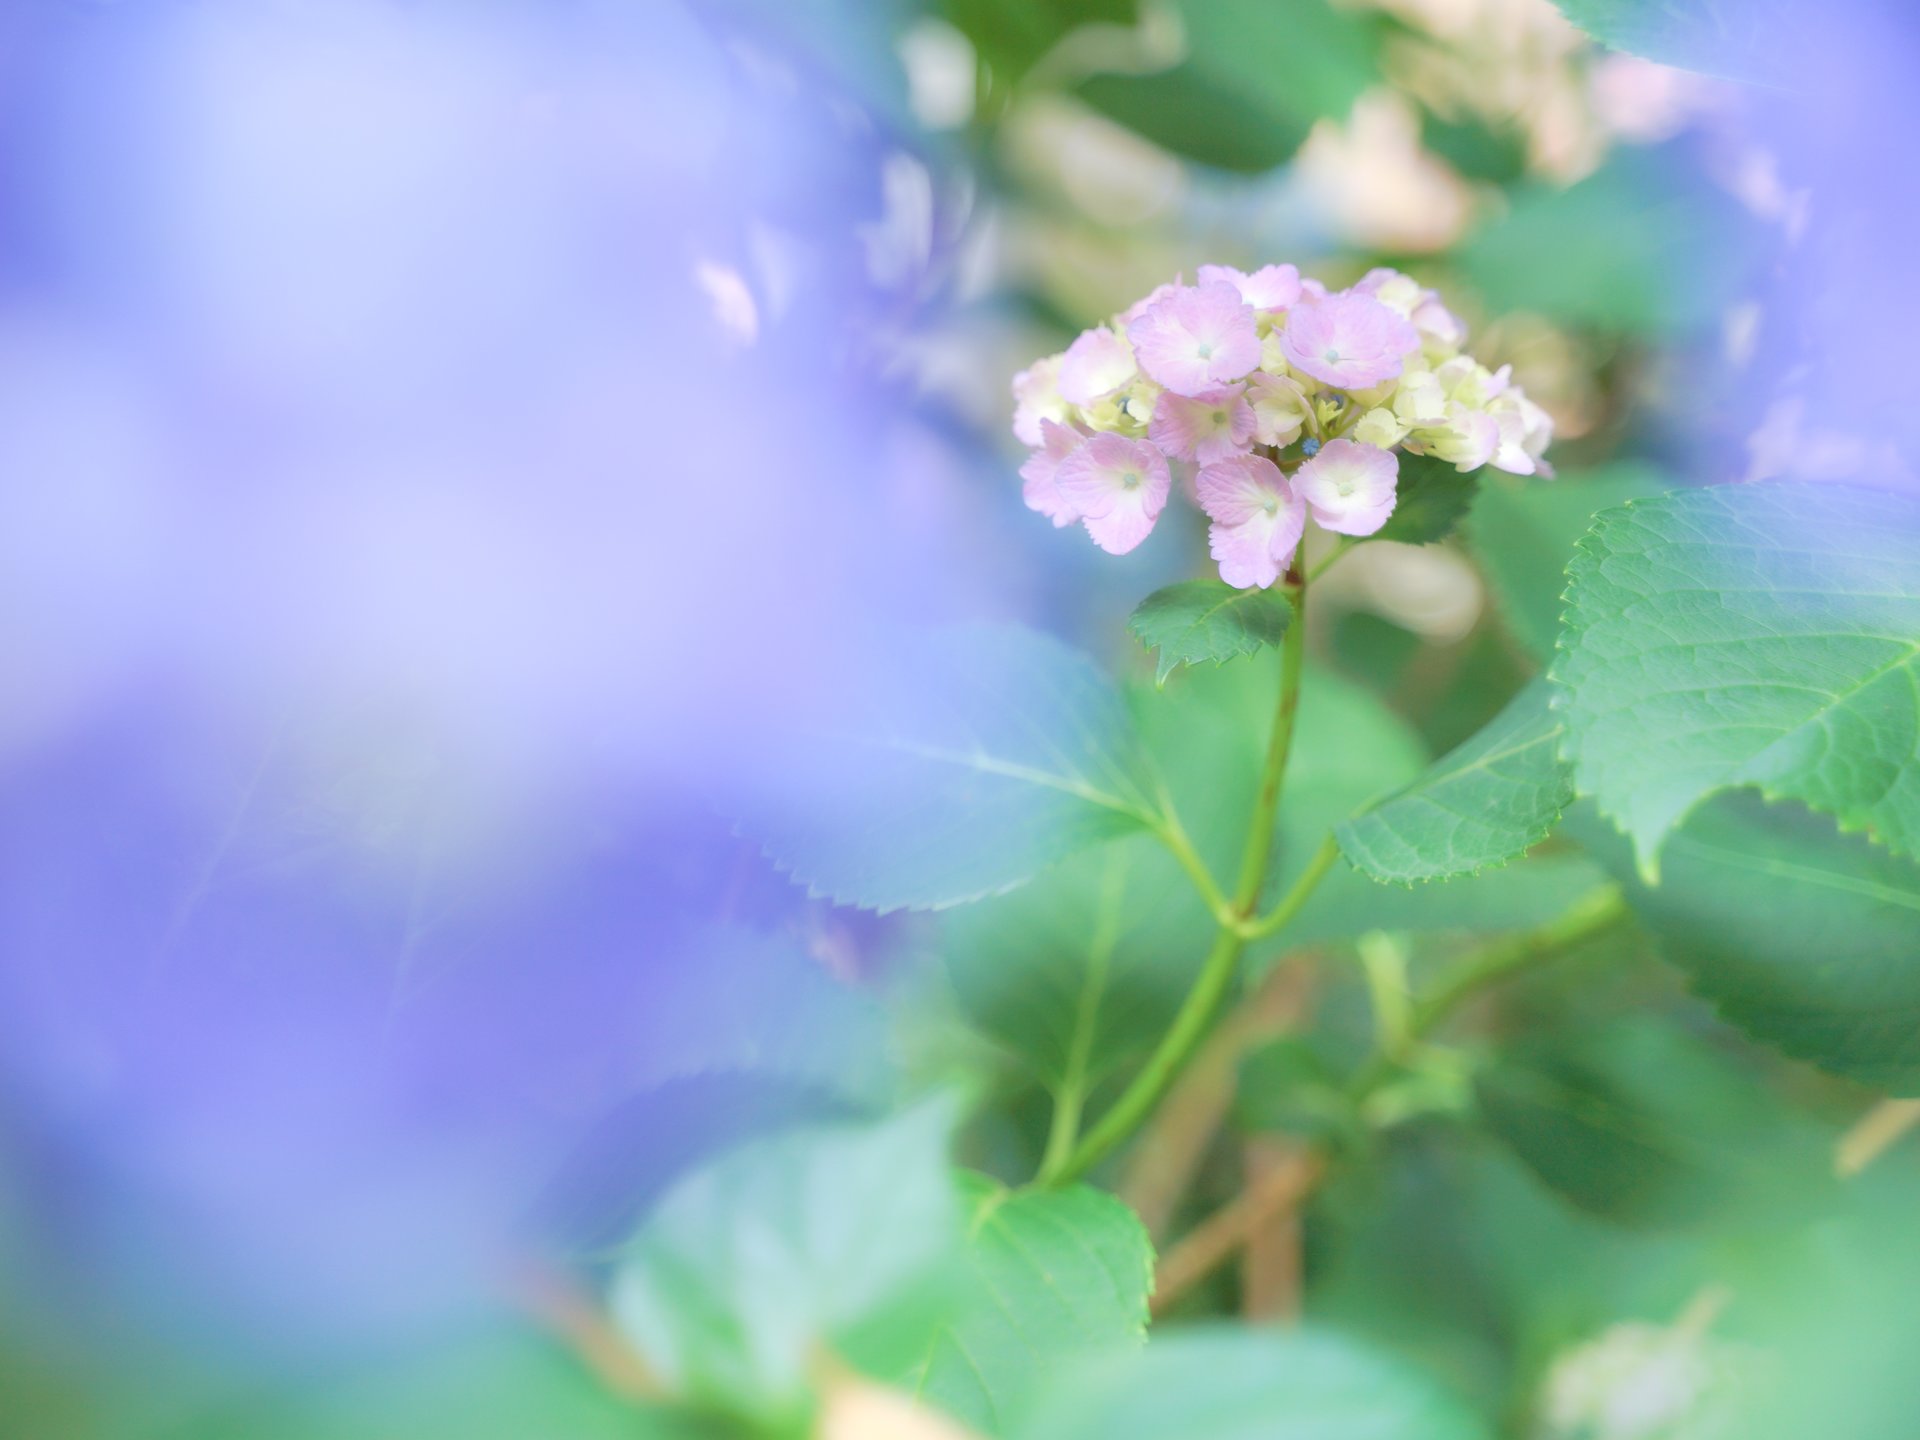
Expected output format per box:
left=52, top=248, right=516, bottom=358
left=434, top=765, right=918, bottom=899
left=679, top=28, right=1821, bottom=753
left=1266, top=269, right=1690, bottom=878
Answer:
left=1012, top=264, right=1553, bottom=588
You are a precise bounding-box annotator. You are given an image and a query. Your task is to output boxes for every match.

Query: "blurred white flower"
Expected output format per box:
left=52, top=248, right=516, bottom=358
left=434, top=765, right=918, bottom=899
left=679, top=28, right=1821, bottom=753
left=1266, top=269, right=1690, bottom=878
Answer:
left=1295, top=90, right=1473, bottom=252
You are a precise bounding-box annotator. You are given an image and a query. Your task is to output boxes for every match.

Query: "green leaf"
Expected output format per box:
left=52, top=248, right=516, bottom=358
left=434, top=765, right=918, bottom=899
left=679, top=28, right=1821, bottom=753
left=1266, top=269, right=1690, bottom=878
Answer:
left=1551, top=483, right=1920, bottom=877
left=1338, top=680, right=1572, bottom=883
left=633, top=925, right=889, bottom=1103
left=747, top=625, right=1162, bottom=913
left=1459, top=149, right=1759, bottom=333
left=1287, top=853, right=1617, bottom=948
left=906, top=1180, right=1154, bottom=1433
left=611, top=1103, right=962, bottom=1423
left=1376, top=452, right=1480, bottom=546
left=1465, top=463, right=1672, bottom=661
left=1544, top=0, right=1810, bottom=84
left=1136, top=650, right=1604, bottom=948
left=1235, top=1037, right=1364, bottom=1144
left=1077, top=0, right=1382, bottom=173
left=1420, top=108, right=1528, bottom=185
left=942, top=0, right=1138, bottom=86
left=943, top=837, right=1209, bottom=1093
left=185, top=1331, right=715, bottom=1440
left=1127, top=580, right=1293, bottom=686
left=1017, top=1328, right=1492, bottom=1440
left=1134, top=656, right=1428, bottom=925
left=1308, top=1142, right=1722, bottom=1406
left=1574, top=793, right=1920, bottom=1093
left=1476, top=1014, right=1834, bottom=1228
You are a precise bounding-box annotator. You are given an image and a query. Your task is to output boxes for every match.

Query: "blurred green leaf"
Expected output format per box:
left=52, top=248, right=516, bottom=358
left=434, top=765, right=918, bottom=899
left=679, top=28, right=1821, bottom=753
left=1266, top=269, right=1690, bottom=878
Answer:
left=1465, top=463, right=1672, bottom=661
left=1551, top=483, right=1920, bottom=878
left=1576, top=792, right=1920, bottom=1093
left=1017, top=1328, right=1492, bottom=1440
left=1128, top=580, right=1292, bottom=687
left=1476, top=1014, right=1834, bottom=1228
left=1236, top=1037, right=1364, bottom=1143
left=633, top=926, right=889, bottom=1102
left=748, top=625, right=1161, bottom=913
left=611, top=1103, right=962, bottom=1423
left=1289, top=853, right=1617, bottom=948
left=1339, top=680, right=1572, bottom=883
left=1135, top=656, right=1428, bottom=921
left=1731, top=1148, right=1920, bottom=1440
left=1459, top=149, right=1759, bottom=332
left=905, top=1178, right=1153, bottom=1433
left=1076, top=0, right=1384, bottom=173
left=1377, top=453, right=1480, bottom=546
left=1308, top=1136, right=1721, bottom=1414
left=1137, top=652, right=1607, bottom=951
left=942, top=837, right=1207, bottom=1092
left=1545, top=0, right=1810, bottom=84
left=944, top=0, right=1138, bottom=85
left=178, top=1331, right=709, bottom=1440
left=1420, top=109, right=1528, bottom=185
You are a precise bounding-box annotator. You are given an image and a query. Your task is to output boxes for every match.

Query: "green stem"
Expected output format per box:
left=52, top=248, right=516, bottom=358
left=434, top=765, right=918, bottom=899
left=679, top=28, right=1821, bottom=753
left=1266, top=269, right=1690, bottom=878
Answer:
left=1154, top=807, right=1238, bottom=930
left=1305, top=538, right=1356, bottom=585
left=1229, top=581, right=1308, bottom=905
left=1039, top=851, right=1128, bottom=1177
left=1043, top=581, right=1314, bottom=1186
left=1042, top=925, right=1243, bottom=1186
left=1350, top=884, right=1630, bottom=1098
left=1039, top=1074, right=1087, bottom=1180
left=1241, top=833, right=1341, bottom=940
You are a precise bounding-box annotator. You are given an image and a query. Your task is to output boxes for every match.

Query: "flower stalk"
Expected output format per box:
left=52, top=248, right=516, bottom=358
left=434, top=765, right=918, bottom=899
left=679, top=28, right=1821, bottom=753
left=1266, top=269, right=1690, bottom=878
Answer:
left=1041, top=575, right=1324, bottom=1186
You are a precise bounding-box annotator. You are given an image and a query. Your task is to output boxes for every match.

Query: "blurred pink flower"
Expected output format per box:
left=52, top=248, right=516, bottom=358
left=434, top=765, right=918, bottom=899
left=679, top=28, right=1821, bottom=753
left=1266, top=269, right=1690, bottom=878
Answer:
left=1120, top=277, right=1185, bottom=326
left=1197, top=263, right=1301, bottom=313
left=1019, top=418, right=1088, bottom=526
left=1280, top=292, right=1419, bottom=388
left=1149, top=386, right=1255, bottom=463
left=1293, top=439, right=1398, bottom=536
left=1058, top=326, right=1137, bottom=406
left=1011, top=354, right=1068, bottom=446
left=1196, top=454, right=1306, bottom=588
left=1056, top=432, right=1171, bottom=554
left=1126, top=282, right=1261, bottom=396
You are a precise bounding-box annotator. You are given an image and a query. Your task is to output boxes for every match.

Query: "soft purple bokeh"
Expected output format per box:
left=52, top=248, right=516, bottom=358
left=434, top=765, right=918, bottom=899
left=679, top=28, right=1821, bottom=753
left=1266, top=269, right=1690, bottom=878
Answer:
left=0, top=0, right=969, bottom=1370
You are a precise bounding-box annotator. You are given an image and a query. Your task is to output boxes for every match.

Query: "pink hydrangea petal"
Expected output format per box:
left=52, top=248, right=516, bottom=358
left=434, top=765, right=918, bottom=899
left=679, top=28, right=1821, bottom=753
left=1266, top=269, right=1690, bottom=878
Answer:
left=1019, top=418, right=1088, bottom=526
left=1195, top=453, right=1284, bottom=526
left=1011, top=354, right=1068, bottom=446
left=1197, top=263, right=1301, bottom=312
left=1127, top=282, right=1260, bottom=397
left=1085, top=490, right=1162, bottom=554
left=1412, top=295, right=1466, bottom=349
left=1055, top=433, right=1170, bottom=554
left=1293, top=439, right=1398, bottom=537
left=1148, top=387, right=1254, bottom=464
left=1120, top=277, right=1184, bottom=326
left=1209, top=514, right=1285, bottom=589
left=1205, top=479, right=1305, bottom=588
left=1058, top=326, right=1137, bottom=406
left=1279, top=293, right=1420, bottom=389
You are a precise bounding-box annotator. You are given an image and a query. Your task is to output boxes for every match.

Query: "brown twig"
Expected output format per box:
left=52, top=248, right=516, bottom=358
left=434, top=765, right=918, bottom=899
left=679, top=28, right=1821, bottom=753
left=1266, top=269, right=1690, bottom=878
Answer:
left=1150, top=1149, right=1328, bottom=1318
left=1240, top=1136, right=1313, bottom=1322
left=1835, top=1097, right=1920, bottom=1178
left=507, top=1255, right=663, bottom=1402
left=1119, top=958, right=1314, bottom=1238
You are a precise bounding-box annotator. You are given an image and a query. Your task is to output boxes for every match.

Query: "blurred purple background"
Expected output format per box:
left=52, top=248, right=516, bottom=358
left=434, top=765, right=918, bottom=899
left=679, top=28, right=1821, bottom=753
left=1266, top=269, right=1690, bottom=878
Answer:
left=1, top=0, right=1917, bottom=1426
